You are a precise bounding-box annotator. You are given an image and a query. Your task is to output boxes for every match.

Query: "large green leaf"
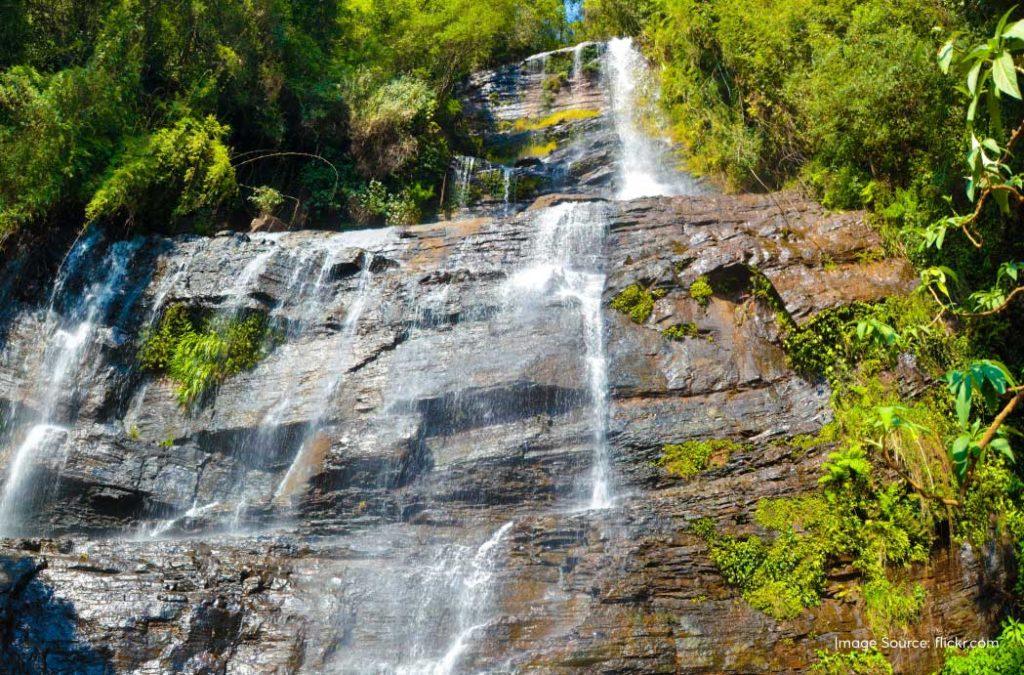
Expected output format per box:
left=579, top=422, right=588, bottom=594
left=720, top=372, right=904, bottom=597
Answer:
left=993, top=50, right=1021, bottom=99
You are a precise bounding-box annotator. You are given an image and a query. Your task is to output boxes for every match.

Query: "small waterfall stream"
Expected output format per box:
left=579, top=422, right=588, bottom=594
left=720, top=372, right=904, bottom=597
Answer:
left=0, top=233, right=145, bottom=534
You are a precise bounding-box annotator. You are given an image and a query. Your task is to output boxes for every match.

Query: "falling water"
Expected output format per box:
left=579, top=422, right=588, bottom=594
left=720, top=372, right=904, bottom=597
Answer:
left=505, top=201, right=613, bottom=508
left=452, top=155, right=477, bottom=210
left=394, top=522, right=515, bottom=675
left=572, top=41, right=586, bottom=99
left=272, top=254, right=379, bottom=504
left=605, top=37, right=704, bottom=200
left=0, top=234, right=143, bottom=534
left=501, top=166, right=515, bottom=214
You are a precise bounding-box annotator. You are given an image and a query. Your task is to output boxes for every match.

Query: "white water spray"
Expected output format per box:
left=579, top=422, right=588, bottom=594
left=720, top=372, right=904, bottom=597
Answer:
left=606, top=37, right=704, bottom=200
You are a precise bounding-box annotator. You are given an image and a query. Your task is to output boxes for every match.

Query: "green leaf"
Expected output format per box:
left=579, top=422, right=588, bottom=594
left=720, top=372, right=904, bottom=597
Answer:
left=938, top=38, right=956, bottom=74
left=967, top=60, right=983, bottom=94
left=997, top=6, right=1019, bottom=42
left=967, top=95, right=979, bottom=123
left=993, top=50, right=1021, bottom=99
left=1007, top=19, right=1024, bottom=42
left=990, top=437, right=1014, bottom=463
left=994, top=187, right=1011, bottom=213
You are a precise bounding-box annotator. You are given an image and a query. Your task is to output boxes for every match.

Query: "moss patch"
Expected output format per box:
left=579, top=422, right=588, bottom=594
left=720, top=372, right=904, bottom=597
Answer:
left=511, top=108, right=601, bottom=132
left=610, top=284, right=666, bottom=324
left=811, top=648, right=893, bottom=674
left=660, top=439, right=744, bottom=478
left=661, top=322, right=699, bottom=341
left=520, top=140, right=558, bottom=159
left=689, top=275, right=713, bottom=307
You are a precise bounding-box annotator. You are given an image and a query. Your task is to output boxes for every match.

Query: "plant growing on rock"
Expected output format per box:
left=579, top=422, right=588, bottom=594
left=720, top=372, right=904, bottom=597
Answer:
left=610, top=283, right=666, bottom=324
left=139, top=304, right=274, bottom=407
left=811, top=648, right=893, bottom=674
left=661, top=322, right=699, bottom=341
left=249, top=186, right=285, bottom=216
left=688, top=275, right=713, bottom=307
left=659, top=439, right=743, bottom=478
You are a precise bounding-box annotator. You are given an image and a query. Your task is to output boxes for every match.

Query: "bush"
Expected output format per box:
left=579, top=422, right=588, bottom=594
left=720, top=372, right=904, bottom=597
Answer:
left=640, top=0, right=963, bottom=196
left=610, top=283, right=666, bottom=324
left=660, top=438, right=743, bottom=478
left=688, top=275, right=713, bottom=307
left=139, top=304, right=273, bottom=407
left=811, top=648, right=893, bottom=674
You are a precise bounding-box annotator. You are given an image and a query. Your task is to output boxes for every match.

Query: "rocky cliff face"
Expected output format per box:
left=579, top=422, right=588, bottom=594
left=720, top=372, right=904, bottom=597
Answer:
left=0, top=40, right=1007, bottom=674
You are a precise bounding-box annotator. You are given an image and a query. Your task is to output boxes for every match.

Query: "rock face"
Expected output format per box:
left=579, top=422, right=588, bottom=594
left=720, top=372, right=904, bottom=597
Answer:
left=0, top=39, right=1007, bottom=674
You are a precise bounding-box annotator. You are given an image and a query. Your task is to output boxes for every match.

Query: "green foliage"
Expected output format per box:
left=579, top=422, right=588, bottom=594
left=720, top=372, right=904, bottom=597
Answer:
left=139, top=304, right=272, bottom=407
left=697, top=431, right=931, bottom=628
left=660, top=438, right=743, bottom=478
left=694, top=522, right=827, bottom=621
left=941, top=619, right=1024, bottom=674
left=688, top=275, right=713, bottom=307
left=249, top=186, right=285, bottom=216
left=640, top=0, right=961, bottom=196
left=349, top=179, right=427, bottom=226
left=661, top=322, right=699, bottom=341
left=811, top=648, right=893, bottom=675
left=86, top=115, right=236, bottom=224
left=0, top=0, right=570, bottom=239
left=610, top=283, right=666, bottom=324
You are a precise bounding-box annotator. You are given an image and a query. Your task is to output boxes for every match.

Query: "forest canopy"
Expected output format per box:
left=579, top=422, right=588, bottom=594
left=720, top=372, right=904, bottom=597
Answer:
left=0, top=0, right=568, bottom=241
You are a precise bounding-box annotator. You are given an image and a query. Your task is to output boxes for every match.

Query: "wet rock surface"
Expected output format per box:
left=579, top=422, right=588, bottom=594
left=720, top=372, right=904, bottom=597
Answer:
left=0, top=189, right=1002, bottom=673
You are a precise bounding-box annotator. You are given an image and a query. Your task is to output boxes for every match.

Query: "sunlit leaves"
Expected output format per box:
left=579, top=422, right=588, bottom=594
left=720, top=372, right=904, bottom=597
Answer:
left=944, top=360, right=1015, bottom=427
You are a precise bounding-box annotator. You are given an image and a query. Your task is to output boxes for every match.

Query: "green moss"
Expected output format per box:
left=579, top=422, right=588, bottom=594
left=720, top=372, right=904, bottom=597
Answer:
left=520, top=140, right=557, bottom=159
left=610, top=283, right=666, bottom=324
left=863, top=578, right=926, bottom=634
left=660, top=439, right=744, bottom=478
left=811, top=648, right=893, bottom=674
left=695, top=442, right=932, bottom=625
left=688, top=275, right=713, bottom=307
left=661, top=322, right=699, bottom=341
left=511, top=108, right=601, bottom=132
left=694, top=522, right=827, bottom=621
left=139, top=303, right=275, bottom=407
left=940, top=619, right=1024, bottom=674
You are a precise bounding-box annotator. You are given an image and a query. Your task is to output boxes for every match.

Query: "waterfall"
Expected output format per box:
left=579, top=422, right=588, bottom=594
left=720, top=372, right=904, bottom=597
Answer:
left=0, top=234, right=143, bottom=534
left=272, top=254, right=379, bottom=505
left=395, top=522, right=514, bottom=675
left=605, top=37, right=704, bottom=200
left=451, top=155, right=476, bottom=209
left=505, top=201, right=613, bottom=508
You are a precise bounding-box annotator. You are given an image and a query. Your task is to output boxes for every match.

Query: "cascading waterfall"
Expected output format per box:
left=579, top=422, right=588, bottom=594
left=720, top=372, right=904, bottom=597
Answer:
left=395, top=522, right=514, bottom=675
left=0, top=233, right=144, bottom=534
left=605, top=37, right=704, bottom=200
left=505, top=201, right=613, bottom=508
left=0, top=36, right=718, bottom=671
left=273, top=252, right=379, bottom=504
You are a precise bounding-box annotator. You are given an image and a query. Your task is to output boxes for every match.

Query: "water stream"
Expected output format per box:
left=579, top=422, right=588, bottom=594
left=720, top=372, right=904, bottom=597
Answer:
left=0, top=234, right=144, bottom=534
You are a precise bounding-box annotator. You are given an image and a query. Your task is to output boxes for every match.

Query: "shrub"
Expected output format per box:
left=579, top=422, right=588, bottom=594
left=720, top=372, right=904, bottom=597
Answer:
left=249, top=186, right=285, bottom=216
left=662, top=322, right=699, bottom=341
left=610, top=283, right=665, bottom=323
left=689, top=275, right=713, bottom=307
left=660, top=438, right=744, bottom=478
left=139, top=304, right=273, bottom=407
left=941, top=619, right=1024, bottom=674
left=86, top=115, right=237, bottom=224
left=811, top=648, right=893, bottom=674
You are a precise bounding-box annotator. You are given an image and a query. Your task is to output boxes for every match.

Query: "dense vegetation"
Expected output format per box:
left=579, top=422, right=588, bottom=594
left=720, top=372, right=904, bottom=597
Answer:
left=580, top=0, right=1024, bottom=668
left=139, top=303, right=274, bottom=406
left=0, top=0, right=568, bottom=243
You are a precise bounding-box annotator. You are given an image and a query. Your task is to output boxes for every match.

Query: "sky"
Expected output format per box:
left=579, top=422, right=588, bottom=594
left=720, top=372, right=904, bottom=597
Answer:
left=565, top=0, right=583, bottom=23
